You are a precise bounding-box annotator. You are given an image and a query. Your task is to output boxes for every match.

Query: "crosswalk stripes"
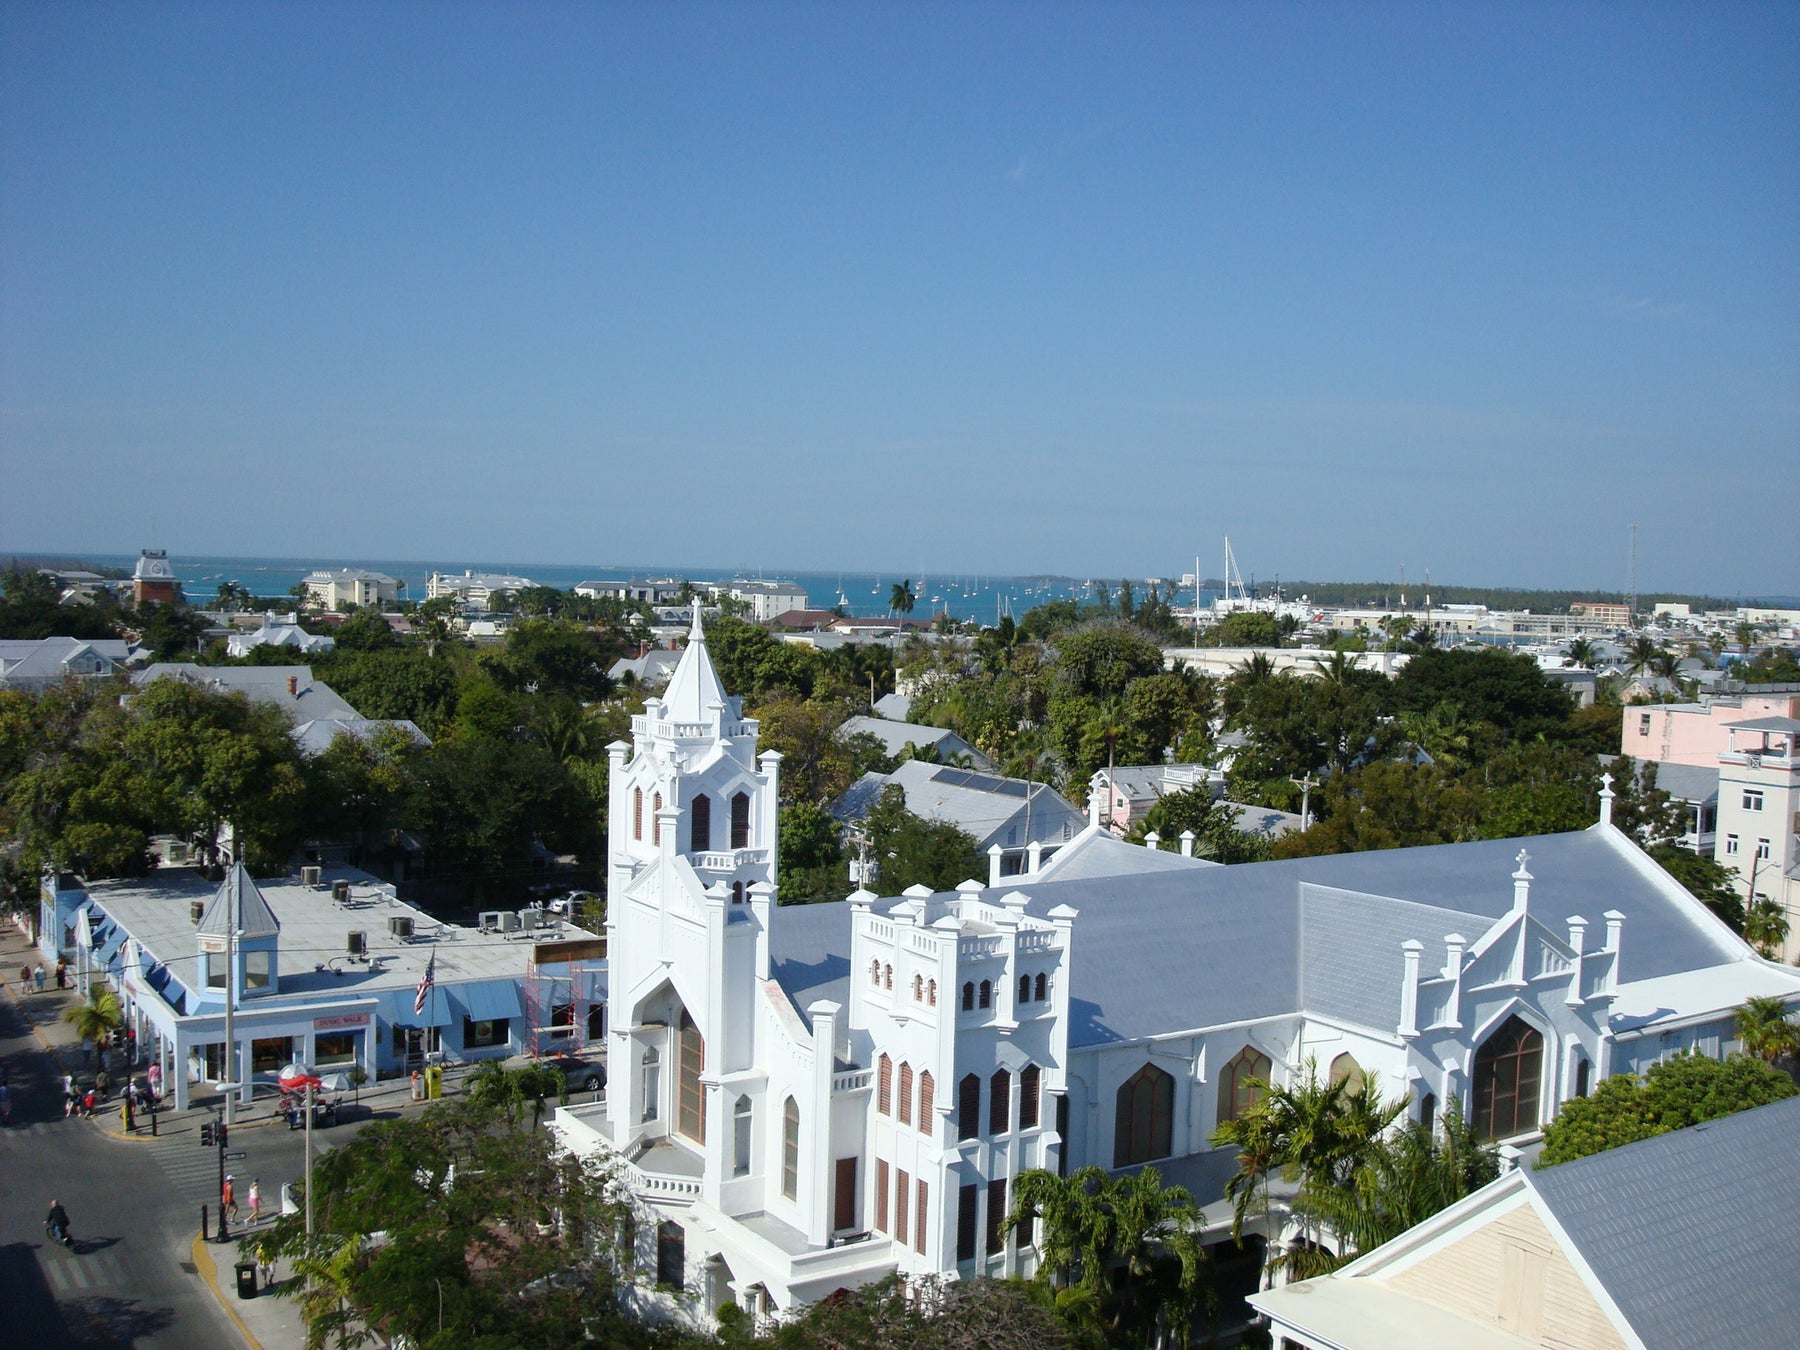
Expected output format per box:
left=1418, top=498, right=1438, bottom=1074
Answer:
left=38, top=1248, right=129, bottom=1295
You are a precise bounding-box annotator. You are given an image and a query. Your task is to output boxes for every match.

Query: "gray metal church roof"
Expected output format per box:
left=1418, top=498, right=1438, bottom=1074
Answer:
left=768, top=826, right=1753, bottom=1049
left=1527, top=1094, right=1800, bottom=1349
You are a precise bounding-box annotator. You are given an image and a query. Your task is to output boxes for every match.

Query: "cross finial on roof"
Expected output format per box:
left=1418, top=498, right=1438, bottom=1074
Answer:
left=1514, top=847, right=1531, bottom=876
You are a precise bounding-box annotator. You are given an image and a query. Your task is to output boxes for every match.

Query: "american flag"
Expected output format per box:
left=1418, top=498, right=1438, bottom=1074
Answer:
left=414, top=951, right=435, bottom=1016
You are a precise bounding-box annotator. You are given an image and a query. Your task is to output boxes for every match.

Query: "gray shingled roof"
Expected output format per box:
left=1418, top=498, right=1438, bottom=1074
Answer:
left=1528, top=1094, right=1800, bottom=1349
left=768, top=827, right=1750, bottom=1048
left=197, top=862, right=281, bottom=940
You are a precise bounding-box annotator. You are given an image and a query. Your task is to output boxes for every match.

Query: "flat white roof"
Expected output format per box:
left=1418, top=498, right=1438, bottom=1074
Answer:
left=83, top=865, right=588, bottom=1010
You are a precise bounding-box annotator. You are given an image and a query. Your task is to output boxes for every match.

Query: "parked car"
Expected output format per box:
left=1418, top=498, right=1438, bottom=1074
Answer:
left=535, top=1053, right=605, bottom=1094
left=545, top=890, right=595, bottom=917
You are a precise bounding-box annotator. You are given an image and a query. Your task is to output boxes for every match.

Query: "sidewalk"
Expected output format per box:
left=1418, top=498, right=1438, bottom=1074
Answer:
left=1, top=919, right=445, bottom=1350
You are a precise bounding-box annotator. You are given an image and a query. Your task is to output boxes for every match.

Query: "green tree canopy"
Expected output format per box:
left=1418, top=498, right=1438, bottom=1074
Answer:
left=1536, top=1052, right=1797, bottom=1167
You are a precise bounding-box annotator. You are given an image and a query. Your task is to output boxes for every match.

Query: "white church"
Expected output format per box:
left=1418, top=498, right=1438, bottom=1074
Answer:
left=554, top=610, right=1800, bottom=1324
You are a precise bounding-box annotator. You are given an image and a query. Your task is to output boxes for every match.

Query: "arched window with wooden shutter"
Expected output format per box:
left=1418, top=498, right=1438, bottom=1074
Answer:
left=898, top=1063, right=913, bottom=1125
left=913, top=974, right=923, bottom=1002
left=677, top=1010, right=706, bottom=1145
left=927, top=980, right=937, bottom=1007
left=633, top=787, right=643, bottom=841
left=689, top=794, right=711, bottom=853
left=1018, top=974, right=1031, bottom=1004
left=1019, top=1064, right=1040, bottom=1130
left=877, top=1054, right=892, bottom=1115
left=978, top=980, right=991, bottom=1009
left=1472, top=1015, right=1545, bottom=1140
left=917, top=1071, right=934, bottom=1134
left=652, top=792, right=663, bottom=845
left=990, top=1068, right=1011, bottom=1134
left=961, top=982, right=974, bottom=1011
left=958, top=1073, right=981, bottom=1141
left=1113, top=1063, right=1174, bottom=1166
left=731, top=791, right=751, bottom=848
left=1034, top=972, right=1047, bottom=1001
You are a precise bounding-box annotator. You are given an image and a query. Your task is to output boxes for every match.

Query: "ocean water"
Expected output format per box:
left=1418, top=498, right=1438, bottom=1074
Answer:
left=50, top=553, right=1213, bottom=624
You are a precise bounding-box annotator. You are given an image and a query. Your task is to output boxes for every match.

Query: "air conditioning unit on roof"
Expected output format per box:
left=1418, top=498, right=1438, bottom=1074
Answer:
left=388, top=916, right=414, bottom=940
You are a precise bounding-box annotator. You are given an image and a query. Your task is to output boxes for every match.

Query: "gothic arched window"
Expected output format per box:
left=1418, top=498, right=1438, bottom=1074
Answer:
left=690, top=794, right=711, bottom=853
left=1034, top=972, right=1047, bottom=1002
left=1329, top=1053, right=1367, bottom=1095
left=990, top=1068, right=1011, bottom=1134
left=1019, top=1064, right=1040, bottom=1130
left=978, top=980, right=991, bottom=1009
left=731, top=792, right=751, bottom=849
left=927, top=979, right=937, bottom=1007
left=1018, top=975, right=1031, bottom=1004
left=652, top=792, right=663, bottom=846
left=1472, top=1015, right=1544, bottom=1140
left=961, top=982, right=974, bottom=1011
left=1217, top=1046, right=1271, bottom=1127
left=913, top=974, right=924, bottom=1002
left=731, top=881, right=743, bottom=904
left=898, top=1063, right=914, bottom=1125
left=957, top=1073, right=981, bottom=1140
left=1114, top=1063, right=1175, bottom=1166
left=677, top=1010, right=706, bottom=1145
left=877, top=1054, right=892, bottom=1115
left=884, top=964, right=893, bottom=990
left=781, top=1097, right=799, bottom=1201
left=1420, top=1092, right=1437, bottom=1133
left=1574, top=1056, right=1592, bottom=1099
left=633, top=787, right=643, bottom=841
left=871, top=960, right=881, bottom=986
left=918, top=1071, right=934, bottom=1133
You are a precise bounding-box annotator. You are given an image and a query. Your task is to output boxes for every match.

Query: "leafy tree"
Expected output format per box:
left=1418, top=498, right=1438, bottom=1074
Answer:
left=330, top=608, right=399, bottom=651
left=318, top=648, right=462, bottom=738
left=863, top=784, right=984, bottom=895
left=1743, top=896, right=1791, bottom=959
left=777, top=800, right=847, bottom=903
left=483, top=619, right=621, bottom=702
left=1053, top=623, right=1167, bottom=700
left=1213, top=612, right=1287, bottom=648
left=1390, top=647, right=1573, bottom=748
left=1272, top=762, right=1481, bottom=858
left=753, top=697, right=870, bottom=806
left=767, top=1274, right=1083, bottom=1350
left=255, top=1095, right=630, bottom=1349
left=131, top=602, right=211, bottom=660
left=0, top=568, right=121, bottom=640
left=1537, top=1052, right=1797, bottom=1167
left=1130, top=787, right=1273, bottom=864
left=889, top=580, right=917, bottom=616
left=1648, top=845, right=1743, bottom=931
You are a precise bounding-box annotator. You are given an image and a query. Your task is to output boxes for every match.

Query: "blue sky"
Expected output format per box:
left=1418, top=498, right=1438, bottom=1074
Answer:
left=3, top=3, right=1795, bottom=595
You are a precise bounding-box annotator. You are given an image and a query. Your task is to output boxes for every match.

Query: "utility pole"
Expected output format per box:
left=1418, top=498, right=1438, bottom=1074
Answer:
left=1626, top=523, right=1640, bottom=622
left=201, top=1110, right=229, bottom=1242
left=304, top=1080, right=315, bottom=1238
left=222, top=831, right=239, bottom=1128
left=1290, top=773, right=1318, bottom=831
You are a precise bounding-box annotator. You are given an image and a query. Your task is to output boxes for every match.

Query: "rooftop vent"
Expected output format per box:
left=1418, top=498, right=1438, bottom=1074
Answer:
left=190, top=900, right=206, bottom=926
left=388, top=916, right=414, bottom=940
left=332, top=880, right=350, bottom=902
left=347, top=930, right=367, bottom=957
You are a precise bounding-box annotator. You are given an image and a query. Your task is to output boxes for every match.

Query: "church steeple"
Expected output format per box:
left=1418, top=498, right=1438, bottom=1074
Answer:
left=659, top=601, right=735, bottom=731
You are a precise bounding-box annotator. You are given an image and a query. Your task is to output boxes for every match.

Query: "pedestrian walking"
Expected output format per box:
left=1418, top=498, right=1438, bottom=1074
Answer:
left=17, top=964, right=28, bottom=992
left=81, top=1089, right=95, bottom=1117
left=55, top=961, right=66, bottom=990
left=146, top=1062, right=162, bottom=1101
left=256, top=1241, right=275, bottom=1288
left=33, top=965, right=45, bottom=993
left=62, top=1074, right=75, bottom=1118
left=247, top=1178, right=262, bottom=1225
left=223, top=1175, right=238, bottom=1222
left=94, top=1068, right=109, bottom=1100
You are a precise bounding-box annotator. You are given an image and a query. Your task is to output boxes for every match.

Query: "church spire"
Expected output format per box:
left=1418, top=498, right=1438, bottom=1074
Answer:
left=661, top=598, right=733, bottom=726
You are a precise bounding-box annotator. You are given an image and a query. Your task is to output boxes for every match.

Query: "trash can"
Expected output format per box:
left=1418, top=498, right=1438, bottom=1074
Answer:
left=410, top=1070, right=423, bottom=1101
left=235, top=1261, right=258, bottom=1298
left=425, top=1065, right=443, bottom=1100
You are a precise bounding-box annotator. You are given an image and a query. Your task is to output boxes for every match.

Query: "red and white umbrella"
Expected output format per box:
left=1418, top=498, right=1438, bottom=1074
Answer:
left=278, top=1062, right=323, bottom=1090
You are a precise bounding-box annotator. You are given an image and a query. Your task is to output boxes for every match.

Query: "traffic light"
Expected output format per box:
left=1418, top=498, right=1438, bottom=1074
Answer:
left=199, top=1122, right=215, bottom=1146
left=217, top=1121, right=227, bottom=1147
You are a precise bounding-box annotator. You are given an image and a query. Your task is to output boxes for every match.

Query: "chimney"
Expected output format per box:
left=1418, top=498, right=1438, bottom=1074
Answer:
left=287, top=675, right=299, bottom=697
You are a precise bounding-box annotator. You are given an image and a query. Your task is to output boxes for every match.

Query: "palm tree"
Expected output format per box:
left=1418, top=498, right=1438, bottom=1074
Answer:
left=1735, top=621, right=1759, bottom=655
left=1626, top=635, right=1662, bottom=677
left=1733, top=995, right=1800, bottom=1064
left=1566, top=638, right=1598, bottom=669
left=64, top=984, right=122, bottom=1059
left=1743, top=897, right=1791, bottom=961
left=1398, top=701, right=1471, bottom=770
left=465, top=1061, right=568, bottom=1129
left=888, top=580, right=917, bottom=617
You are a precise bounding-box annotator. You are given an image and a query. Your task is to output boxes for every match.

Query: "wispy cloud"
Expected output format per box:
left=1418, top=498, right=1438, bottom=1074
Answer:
left=1007, top=156, right=1030, bottom=183
left=1603, top=293, right=1689, bottom=321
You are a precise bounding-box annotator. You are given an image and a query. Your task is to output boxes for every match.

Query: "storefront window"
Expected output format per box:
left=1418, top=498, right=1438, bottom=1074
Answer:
left=463, top=1017, right=510, bottom=1049
left=202, top=1042, right=229, bottom=1081
left=252, top=1037, right=292, bottom=1074
left=315, top=1032, right=359, bottom=1065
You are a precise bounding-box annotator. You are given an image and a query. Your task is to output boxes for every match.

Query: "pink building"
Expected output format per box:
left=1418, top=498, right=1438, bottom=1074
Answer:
left=1622, top=688, right=1800, bottom=768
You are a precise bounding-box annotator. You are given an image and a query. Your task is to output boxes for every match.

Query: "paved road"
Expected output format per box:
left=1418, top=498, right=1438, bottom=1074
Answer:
left=0, top=979, right=244, bottom=1349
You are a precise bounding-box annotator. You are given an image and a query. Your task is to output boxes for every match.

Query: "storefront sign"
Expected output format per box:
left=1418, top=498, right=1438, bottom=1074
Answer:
left=313, top=1013, right=371, bottom=1031
left=198, top=936, right=227, bottom=954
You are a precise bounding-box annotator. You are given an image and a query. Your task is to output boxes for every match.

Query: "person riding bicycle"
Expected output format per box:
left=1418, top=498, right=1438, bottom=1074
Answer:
left=45, top=1200, right=71, bottom=1245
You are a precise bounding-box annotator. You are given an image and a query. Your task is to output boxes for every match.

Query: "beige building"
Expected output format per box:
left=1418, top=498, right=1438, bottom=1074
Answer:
left=1252, top=1094, right=1800, bottom=1350
left=302, top=568, right=401, bottom=610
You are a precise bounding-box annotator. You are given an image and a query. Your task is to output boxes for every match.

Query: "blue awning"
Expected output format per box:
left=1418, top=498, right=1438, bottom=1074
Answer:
left=382, top=986, right=450, bottom=1029
left=448, top=982, right=521, bottom=1024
